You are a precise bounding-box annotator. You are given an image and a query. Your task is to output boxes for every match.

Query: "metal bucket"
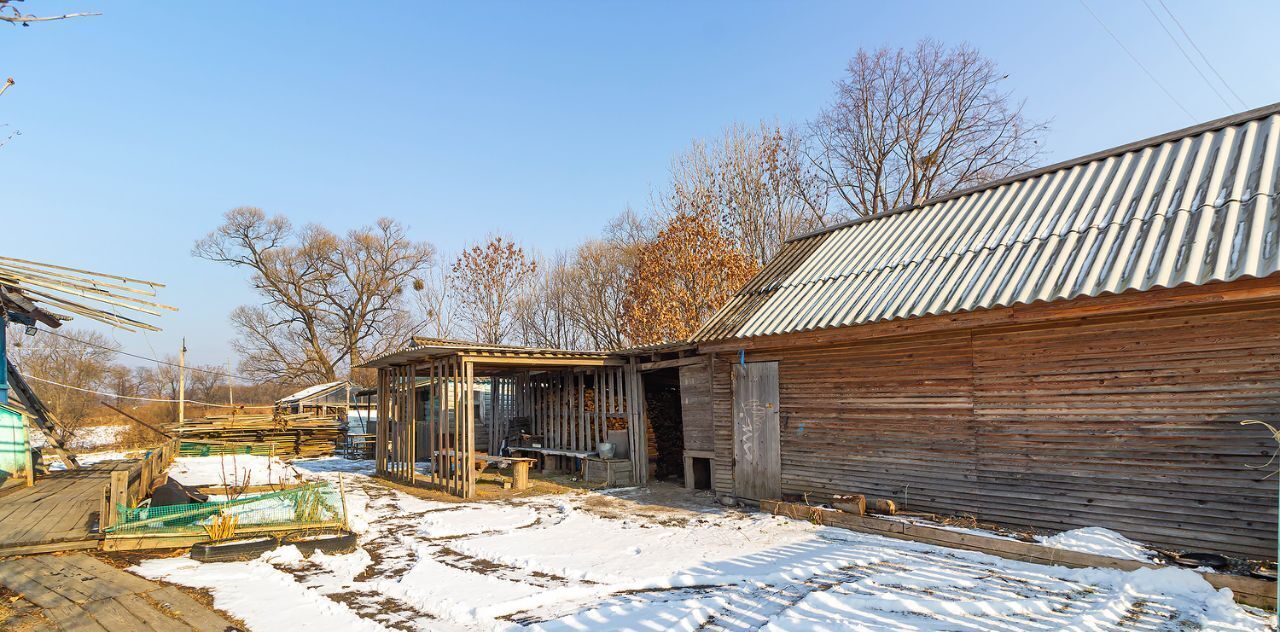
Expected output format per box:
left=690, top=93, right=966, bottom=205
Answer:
left=597, top=442, right=616, bottom=459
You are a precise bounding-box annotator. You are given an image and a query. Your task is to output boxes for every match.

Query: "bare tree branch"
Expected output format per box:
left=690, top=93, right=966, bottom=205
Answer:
left=0, top=1, right=99, bottom=26
left=809, top=39, right=1046, bottom=218
left=194, top=208, right=434, bottom=383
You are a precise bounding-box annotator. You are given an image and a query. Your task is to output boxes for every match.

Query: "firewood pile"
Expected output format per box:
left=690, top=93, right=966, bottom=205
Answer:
left=176, top=410, right=343, bottom=458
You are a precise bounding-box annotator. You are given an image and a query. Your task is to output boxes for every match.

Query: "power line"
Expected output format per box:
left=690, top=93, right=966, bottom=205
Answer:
left=1139, top=0, right=1233, bottom=111
left=1078, top=0, right=1197, bottom=122
left=23, top=328, right=250, bottom=381
left=18, top=372, right=269, bottom=408
left=1155, top=0, right=1248, bottom=110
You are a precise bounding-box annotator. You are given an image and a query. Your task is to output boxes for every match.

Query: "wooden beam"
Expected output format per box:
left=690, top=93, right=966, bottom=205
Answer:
left=762, top=500, right=1276, bottom=610
left=636, top=356, right=704, bottom=372
left=458, top=355, right=623, bottom=367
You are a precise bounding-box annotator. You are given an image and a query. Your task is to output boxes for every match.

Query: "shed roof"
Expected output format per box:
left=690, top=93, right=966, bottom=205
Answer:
left=694, top=102, right=1280, bottom=342
left=360, top=338, right=615, bottom=369
left=276, top=381, right=351, bottom=405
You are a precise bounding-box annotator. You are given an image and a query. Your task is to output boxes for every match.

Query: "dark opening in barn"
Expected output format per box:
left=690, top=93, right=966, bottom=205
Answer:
left=641, top=367, right=684, bottom=483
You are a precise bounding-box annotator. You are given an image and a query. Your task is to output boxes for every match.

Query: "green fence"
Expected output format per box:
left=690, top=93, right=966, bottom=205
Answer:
left=179, top=440, right=276, bottom=457
left=107, top=482, right=345, bottom=536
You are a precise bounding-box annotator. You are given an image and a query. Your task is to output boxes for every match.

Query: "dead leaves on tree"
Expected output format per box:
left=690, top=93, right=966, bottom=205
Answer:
left=621, top=212, right=758, bottom=346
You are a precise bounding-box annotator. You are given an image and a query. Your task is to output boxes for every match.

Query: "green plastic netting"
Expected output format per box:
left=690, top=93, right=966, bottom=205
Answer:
left=108, top=482, right=346, bottom=535
left=179, top=441, right=276, bottom=457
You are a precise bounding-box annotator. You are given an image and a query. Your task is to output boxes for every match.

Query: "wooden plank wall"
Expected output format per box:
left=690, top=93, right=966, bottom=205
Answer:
left=489, top=376, right=516, bottom=455
left=378, top=365, right=416, bottom=485
left=678, top=357, right=713, bottom=453
left=419, top=356, right=474, bottom=497
left=507, top=366, right=646, bottom=483
left=712, top=300, right=1280, bottom=559
left=515, top=367, right=620, bottom=455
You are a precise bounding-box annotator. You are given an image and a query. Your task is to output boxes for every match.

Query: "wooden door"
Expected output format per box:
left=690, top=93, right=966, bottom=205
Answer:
left=732, top=361, right=780, bottom=500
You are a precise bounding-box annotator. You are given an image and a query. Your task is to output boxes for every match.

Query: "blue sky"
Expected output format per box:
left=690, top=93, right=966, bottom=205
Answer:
left=2, top=1, right=1277, bottom=372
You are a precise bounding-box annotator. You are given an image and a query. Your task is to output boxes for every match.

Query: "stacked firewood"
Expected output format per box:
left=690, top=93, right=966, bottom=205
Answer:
left=176, top=411, right=342, bottom=458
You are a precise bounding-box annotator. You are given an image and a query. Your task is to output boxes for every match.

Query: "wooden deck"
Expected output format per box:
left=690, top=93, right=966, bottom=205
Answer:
left=0, top=462, right=133, bottom=556
left=0, top=553, right=236, bottom=631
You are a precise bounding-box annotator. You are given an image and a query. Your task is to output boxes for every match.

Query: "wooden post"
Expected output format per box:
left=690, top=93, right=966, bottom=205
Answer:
left=465, top=360, right=475, bottom=498
left=513, top=460, right=529, bottom=491
left=99, top=484, right=109, bottom=532
left=177, top=339, right=186, bottom=426
left=375, top=368, right=387, bottom=475
left=408, top=363, right=417, bottom=484
left=108, top=470, right=129, bottom=527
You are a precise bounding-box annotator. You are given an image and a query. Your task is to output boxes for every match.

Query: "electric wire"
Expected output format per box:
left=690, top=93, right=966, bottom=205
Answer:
left=1139, top=0, right=1234, bottom=111
left=1078, top=0, right=1196, bottom=121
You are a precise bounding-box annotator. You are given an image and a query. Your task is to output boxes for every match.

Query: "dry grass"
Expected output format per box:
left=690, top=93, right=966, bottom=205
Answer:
left=0, top=584, right=44, bottom=632
left=374, top=470, right=594, bottom=504
left=203, top=512, right=239, bottom=541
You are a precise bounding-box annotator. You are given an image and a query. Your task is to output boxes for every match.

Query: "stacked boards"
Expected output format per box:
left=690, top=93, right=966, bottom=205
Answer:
left=177, top=410, right=342, bottom=458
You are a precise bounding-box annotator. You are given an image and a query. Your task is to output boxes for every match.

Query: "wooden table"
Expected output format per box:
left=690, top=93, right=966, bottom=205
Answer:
left=509, top=447, right=595, bottom=475
left=467, top=453, right=538, bottom=491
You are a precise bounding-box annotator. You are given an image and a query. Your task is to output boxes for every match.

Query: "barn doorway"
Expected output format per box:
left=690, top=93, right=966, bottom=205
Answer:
left=641, top=367, right=685, bottom=484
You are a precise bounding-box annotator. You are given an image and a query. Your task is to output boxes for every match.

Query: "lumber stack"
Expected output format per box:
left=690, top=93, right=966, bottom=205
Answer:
left=176, top=411, right=342, bottom=458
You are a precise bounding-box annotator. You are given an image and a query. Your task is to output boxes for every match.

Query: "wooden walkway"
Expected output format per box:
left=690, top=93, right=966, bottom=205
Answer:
left=0, top=462, right=132, bottom=556
left=0, top=553, right=236, bottom=631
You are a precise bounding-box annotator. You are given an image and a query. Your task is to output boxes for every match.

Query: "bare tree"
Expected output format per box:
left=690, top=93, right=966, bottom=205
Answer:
left=194, top=208, right=434, bottom=383
left=8, top=328, right=116, bottom=443
left=667, top=122, right=831, bottom=264
left=809, top=39, right=1046, bottom=218
left=560, top=239, right=634, bottom=350
left=413, top=259, right=456, bottom=340
left=516, top=252, right=585, bottom=350
left=449, top=235, right=537, bottom=345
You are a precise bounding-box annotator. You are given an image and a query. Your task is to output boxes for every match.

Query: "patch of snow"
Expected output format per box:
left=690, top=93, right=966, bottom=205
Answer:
left=167, top=455, right=301, bottom=488
left=133, top=466, right=1273, bottom=632
left=69, top=425, right=127, bottom=449
left=48, top=449, right=135, bottom=470
left=418, top=505, right=539, bottom=538
left=134, top=556, right=384, bottom=632
left=1036, top=526, right=1158, bottom=563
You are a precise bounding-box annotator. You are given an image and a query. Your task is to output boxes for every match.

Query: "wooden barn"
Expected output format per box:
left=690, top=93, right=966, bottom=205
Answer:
left=691, top=103, right=1280, bottom=559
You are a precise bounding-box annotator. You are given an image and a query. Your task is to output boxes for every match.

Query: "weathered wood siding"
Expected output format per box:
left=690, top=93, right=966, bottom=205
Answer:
left=712, top=299, right=1280, bottom=558
left=678, top=357, right=714, bottom=453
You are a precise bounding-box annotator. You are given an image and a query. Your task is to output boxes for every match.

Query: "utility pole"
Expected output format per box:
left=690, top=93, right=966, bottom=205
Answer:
left=226, top=359, right=234, bottom=408
left=178, top=338, right=186, bottom=424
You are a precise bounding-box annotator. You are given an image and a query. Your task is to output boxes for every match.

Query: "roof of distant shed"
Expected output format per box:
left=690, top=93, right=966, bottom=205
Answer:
left=277, top=381, right=350, bottom=404
left=694, top=102, right=1280, bottom=342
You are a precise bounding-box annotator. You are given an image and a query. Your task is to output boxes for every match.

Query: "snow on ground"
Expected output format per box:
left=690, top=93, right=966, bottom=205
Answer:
left=133, top=458, right=1273, bottom=631
left=166, top=454, right=302, bottom=488
left=881, top=516, right=1160, bottom=564
left=1036, top=526, right=1158, bottom=563
left=48, top=449, right=136, bottom=470
left=68, top=424, right=128, bottom=449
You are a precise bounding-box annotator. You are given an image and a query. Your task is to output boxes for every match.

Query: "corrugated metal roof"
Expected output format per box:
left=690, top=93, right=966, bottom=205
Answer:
left=277, top=380, right=349, bottom=404
left=695, top=103, right=1280, bottom=342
